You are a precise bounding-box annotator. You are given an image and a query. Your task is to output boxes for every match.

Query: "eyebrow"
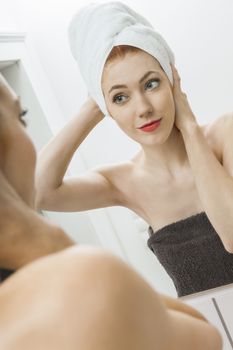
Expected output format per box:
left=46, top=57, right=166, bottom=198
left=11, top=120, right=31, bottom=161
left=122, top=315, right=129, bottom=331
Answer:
left=108, top=70, right=160, bottom=94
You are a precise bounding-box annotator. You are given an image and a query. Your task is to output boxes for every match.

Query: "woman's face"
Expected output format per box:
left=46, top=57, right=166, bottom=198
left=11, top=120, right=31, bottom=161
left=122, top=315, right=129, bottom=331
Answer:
left=0, top=74, right=36, bottom=207
left=102, top=50, right=175, bottom=146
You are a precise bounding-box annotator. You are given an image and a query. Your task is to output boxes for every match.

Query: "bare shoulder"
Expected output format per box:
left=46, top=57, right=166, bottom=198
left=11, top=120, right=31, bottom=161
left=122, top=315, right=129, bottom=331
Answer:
left=201, top=112, right=233, bottom=138
left=92, top=160, right=135, bottom=203
left=201, top=112, right=233, bottom=157
left=93, top=160, right=134, bottom=179
left=92, top=160, right=135, bottom=189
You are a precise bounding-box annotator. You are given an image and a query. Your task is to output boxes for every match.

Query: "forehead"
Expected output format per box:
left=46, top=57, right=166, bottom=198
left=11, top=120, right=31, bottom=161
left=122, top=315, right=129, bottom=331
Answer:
left=102, top=50, right=163, bottom=88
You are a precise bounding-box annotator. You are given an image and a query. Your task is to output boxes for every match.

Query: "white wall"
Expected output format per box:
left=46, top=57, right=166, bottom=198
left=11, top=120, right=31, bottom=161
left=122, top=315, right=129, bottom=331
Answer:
left=6, top=0, right=233, bottom=122
left=0, top=2, right=18, bottom=31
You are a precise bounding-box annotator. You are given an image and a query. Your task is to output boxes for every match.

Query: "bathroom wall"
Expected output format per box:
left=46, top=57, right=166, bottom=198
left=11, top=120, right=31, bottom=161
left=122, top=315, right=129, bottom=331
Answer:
left=5, top=0, right=233, bottom=122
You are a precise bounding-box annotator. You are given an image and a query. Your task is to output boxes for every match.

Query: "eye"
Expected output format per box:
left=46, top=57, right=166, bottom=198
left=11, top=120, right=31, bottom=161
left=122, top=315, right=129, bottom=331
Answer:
left=19, top=109, right=28, bottom=127
left=145, top=78, right=160, bottom=91
left=112, top=94, right=128, bottom=105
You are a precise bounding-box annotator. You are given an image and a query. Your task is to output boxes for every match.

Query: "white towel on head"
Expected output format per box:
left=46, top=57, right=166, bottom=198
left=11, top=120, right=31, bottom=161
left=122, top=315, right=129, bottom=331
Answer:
left=68, top=1, right=175, bottom=116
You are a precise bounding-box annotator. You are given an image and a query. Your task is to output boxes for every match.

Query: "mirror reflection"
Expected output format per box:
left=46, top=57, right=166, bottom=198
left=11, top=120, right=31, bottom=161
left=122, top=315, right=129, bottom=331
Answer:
left=1, top=0, right=233, bottom=299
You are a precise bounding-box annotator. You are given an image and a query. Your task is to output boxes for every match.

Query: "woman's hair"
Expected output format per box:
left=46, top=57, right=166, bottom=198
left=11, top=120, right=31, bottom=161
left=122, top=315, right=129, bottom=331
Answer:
left=105, top=45, right=163, bottom=72
left=106, top=45, right=141, bottom=66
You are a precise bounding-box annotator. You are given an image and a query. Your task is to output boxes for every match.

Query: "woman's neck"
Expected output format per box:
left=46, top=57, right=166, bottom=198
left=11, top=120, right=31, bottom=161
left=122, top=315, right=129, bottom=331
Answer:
left=138, top=126, right=189, bottom=179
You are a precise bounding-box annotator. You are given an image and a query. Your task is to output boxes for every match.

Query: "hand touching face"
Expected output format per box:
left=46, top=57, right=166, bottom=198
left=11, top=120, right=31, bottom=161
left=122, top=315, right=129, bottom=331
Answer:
left=171, top=65, right=197, bottom=133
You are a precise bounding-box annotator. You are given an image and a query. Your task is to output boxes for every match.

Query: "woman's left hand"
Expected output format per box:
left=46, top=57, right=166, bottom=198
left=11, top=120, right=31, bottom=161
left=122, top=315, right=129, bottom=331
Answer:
left=171, top=65, right=198, bottom=133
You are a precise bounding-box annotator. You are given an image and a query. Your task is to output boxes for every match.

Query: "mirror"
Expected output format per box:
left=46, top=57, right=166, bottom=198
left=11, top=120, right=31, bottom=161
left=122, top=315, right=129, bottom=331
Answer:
left=1, top=0, right=233, bottom=298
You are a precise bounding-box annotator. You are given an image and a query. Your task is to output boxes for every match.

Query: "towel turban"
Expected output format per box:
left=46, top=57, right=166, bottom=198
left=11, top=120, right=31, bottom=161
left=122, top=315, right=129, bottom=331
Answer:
left=68, top=1, right=175, bottom=116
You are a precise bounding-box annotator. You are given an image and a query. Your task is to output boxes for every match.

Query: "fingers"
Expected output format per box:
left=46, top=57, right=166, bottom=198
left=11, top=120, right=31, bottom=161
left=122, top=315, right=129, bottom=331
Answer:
left=171, top=64, right=189, bottom=99
left=171, top=64, right=181, bottom=88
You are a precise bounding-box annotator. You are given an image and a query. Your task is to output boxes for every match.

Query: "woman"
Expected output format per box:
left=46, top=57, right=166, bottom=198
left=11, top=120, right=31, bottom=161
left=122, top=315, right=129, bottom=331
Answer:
left=0, top=73, right=222, bottom=349
left=36, top=1, right=233, bottom=296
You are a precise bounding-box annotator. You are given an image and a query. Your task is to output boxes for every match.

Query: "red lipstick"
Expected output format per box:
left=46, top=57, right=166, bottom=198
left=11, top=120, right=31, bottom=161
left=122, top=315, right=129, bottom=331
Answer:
left=138, top=118, right=162, bottom=132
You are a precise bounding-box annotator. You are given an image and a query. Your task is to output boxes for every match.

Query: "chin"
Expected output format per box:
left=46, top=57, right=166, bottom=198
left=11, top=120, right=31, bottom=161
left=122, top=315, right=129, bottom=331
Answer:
left=135, top=129, right=172, bottom=146
left=142, top=137, right=167, bottom=147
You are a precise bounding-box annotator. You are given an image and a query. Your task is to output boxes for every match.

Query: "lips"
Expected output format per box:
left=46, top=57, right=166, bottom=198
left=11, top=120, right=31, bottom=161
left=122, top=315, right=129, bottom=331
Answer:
left=138, top=118, right=162, bottom=132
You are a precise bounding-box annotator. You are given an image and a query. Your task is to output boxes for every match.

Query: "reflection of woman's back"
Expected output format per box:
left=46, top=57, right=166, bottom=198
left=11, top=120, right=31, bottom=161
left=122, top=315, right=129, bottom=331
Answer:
left=37, top=1, right=233, bottom=296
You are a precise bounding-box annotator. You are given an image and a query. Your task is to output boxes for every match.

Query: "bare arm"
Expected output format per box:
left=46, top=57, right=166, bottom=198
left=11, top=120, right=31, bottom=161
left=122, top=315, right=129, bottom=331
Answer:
left=158, top=291, right=221, bottom=349
left=181, top=118, right=233, bottom=252
left=172, top=65, right=233, bottom=252
left=168, top=308, right=222, bottom=350
left=37, top=169, right=121, bottom=212
left=35, top=99, right=120, bottom=212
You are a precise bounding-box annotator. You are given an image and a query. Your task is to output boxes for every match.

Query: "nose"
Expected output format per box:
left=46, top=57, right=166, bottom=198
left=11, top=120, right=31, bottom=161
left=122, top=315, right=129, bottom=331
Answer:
left=134, top=93, right=153, bottom=119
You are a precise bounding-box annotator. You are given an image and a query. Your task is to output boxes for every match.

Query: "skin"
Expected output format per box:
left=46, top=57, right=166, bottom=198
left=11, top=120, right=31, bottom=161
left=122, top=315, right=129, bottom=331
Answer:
left=0, top=74, right=74, bottom=270
left=36, top=49, right=233, bottom=252
left=0, top=73, right=222, bottom=349
left=0, top=79, right=36, bottom=208
left=102, top=51, right=176, bottom=147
